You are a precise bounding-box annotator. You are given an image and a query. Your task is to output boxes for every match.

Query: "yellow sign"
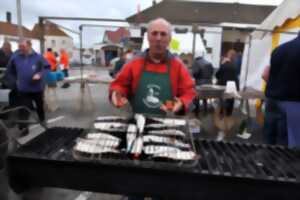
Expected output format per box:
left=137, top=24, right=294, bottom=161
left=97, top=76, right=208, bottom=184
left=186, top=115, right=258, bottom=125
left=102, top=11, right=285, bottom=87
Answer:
left=170, top=38, right=180, bottom=52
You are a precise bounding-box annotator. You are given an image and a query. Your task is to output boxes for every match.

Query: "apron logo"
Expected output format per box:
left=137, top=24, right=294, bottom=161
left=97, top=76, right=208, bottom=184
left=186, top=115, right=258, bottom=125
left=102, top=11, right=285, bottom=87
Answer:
left=143, top=84, right=161, bottom=108
left=32, top=65, right=36, bottom=70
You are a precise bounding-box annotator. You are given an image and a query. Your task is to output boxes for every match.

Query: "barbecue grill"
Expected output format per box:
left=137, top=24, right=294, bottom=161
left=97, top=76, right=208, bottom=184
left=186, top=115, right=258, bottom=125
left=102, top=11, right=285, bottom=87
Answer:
left=7, top=121, right=300, bottom=199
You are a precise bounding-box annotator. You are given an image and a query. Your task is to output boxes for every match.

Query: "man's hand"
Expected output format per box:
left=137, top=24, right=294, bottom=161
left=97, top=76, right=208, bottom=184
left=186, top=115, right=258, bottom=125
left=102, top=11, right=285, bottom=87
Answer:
left=32, top=73, right=41, bottom=81
left=172, top=97, right=183, bottom=113
left=112, top=91, right=128, bottom=108
left=160, top=97, right=183, bottom=113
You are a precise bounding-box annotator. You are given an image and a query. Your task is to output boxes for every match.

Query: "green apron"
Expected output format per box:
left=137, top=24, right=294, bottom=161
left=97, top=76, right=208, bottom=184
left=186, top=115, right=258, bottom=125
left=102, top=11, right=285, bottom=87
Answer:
left=131, top=60, right=173, bottom=116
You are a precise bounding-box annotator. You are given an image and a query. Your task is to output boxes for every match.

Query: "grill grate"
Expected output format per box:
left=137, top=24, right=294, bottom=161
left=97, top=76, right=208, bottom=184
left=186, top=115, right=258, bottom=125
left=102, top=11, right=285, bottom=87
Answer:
left=16, top=126, right=300, bottom=183
left=195, top=139, right=300, bottom=182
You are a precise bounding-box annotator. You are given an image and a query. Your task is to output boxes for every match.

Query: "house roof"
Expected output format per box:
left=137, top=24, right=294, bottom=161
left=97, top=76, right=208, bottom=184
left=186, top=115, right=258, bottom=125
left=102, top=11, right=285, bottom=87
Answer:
left=31, top=21, right=70, bottom=38
left=103, top=27, right=130, bottom=43
left=0, top=21, right=35, bottom=38
left=126, top=0, right=276, bottom=25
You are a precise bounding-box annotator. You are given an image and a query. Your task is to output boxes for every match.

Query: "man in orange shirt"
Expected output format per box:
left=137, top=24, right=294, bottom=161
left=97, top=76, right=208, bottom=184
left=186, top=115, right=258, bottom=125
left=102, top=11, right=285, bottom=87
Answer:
left=44, top=48, right=57, bottom=71
left=59, top=48, right=70, bottom=88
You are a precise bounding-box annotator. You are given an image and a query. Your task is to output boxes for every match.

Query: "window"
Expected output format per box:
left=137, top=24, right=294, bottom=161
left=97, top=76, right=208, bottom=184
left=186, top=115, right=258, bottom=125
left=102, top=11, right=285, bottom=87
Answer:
left=51, top=40, right=56, bottom=47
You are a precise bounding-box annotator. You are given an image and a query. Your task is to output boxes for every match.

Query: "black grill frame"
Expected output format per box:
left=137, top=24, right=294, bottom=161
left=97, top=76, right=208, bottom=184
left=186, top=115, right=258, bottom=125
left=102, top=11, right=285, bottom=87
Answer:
left=7, top=127, right=300, bottom=200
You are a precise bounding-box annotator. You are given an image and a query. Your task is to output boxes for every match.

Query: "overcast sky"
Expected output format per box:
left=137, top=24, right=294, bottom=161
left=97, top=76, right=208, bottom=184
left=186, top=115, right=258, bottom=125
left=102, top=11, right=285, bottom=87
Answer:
left=0, top=0, right=284, bottom=47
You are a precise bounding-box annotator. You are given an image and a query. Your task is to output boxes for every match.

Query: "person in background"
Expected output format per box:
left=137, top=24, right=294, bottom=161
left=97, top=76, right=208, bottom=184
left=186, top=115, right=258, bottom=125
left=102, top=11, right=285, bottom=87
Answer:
left=109, top=18, right=196, bottom=118
left=216, top=49, right=239, bottom=116
left=234, top=51, right=242, bottom=79
left=111, top=50, right=126, bottom=78
left=262, top=65, right=287, bottom=146
left=5, top=39, right=50, bottom=136
left=0, top=41, right=18, bottom=108
left=191, top=52, right=214, bottom=114
left=0, top=41, right=12, bottom=86
left=44, top=48, right=57, bottom=71
left=59, top=48, right=70, bottom=88
left=0, top=41, right=12, bottom=69
left=265, top=31, right=300, bottom=149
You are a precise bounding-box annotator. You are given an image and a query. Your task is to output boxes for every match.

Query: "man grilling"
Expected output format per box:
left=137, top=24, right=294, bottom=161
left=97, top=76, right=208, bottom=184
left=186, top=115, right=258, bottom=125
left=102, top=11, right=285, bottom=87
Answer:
left=109, top=18, right=196, bottom=116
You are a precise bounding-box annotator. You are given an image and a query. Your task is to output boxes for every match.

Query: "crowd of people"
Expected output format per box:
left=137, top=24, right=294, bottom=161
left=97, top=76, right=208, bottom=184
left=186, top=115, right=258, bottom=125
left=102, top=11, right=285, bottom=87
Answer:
left=0, top=39, right=70, bottom=136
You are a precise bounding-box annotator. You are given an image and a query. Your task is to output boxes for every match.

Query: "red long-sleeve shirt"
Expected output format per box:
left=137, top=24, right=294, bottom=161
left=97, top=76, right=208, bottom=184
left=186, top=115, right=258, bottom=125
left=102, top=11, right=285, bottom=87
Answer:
left=109, top=54, right=196, bottom=112
left=60, top=51, right=70, bottom=70
left=44, top=52, right=57, bottom=71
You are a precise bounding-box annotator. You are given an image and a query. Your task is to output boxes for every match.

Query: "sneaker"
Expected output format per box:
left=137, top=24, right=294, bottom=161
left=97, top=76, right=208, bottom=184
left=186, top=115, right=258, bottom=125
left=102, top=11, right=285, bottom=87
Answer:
left=61, top=83, right=70, bottom=88
left=237, top=131, right=252, bottom=140
left=216, top=131, right=225, bottom=141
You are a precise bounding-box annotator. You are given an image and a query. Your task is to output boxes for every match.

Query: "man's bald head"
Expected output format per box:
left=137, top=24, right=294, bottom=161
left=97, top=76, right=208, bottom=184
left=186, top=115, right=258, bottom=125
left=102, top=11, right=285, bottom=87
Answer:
left=147, top=18, right=172, bottom=58
left=147, top=18, right=172, bottom=36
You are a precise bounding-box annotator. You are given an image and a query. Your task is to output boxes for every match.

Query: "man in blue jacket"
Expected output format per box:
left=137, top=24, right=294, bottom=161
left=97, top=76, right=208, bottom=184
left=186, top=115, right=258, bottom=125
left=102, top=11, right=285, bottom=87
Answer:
left=265, top=31, right=300, bottom=149
left=5, top=39, right=50, bottom=135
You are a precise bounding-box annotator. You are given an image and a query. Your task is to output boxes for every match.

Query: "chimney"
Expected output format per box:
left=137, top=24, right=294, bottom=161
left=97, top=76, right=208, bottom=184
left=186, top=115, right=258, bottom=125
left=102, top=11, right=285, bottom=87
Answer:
left=152, top=0, right=156, bottom=6
left=6, top=12, right=12, bottom=23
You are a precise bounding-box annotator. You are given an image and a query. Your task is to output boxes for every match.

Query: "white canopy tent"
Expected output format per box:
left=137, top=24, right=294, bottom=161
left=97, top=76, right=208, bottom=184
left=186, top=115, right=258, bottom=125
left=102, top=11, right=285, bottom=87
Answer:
left=240, top=0, right=300, bottom=90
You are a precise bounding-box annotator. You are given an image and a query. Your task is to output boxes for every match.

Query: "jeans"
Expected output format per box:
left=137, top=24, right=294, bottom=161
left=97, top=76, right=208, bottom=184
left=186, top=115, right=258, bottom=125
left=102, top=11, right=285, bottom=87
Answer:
left=278, top=101, right=300, bottom=149
left=18, top=91, right=45, bottom=129
left=263, top=99, right=287, bottom=146
left=219, top=98, right=234, bottom=116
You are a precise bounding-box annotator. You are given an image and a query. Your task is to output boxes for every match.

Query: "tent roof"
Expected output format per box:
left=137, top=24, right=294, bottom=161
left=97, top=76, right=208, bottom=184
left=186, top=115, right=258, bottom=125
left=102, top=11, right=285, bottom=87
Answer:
left=252, top=0, right=300, bottom=38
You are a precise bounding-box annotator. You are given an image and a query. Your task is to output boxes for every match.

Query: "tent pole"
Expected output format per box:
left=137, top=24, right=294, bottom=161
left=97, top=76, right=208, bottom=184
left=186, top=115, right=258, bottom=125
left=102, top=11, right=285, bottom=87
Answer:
left=243, top=34, right=252, bottom=91
left=192, top=25, right=196, bottom=58
left=79, top=25, right=83, bottom=86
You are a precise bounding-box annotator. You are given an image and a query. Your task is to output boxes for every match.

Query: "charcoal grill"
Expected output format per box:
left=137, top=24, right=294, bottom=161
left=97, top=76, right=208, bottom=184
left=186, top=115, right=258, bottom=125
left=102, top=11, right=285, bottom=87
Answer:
left=7, top=127, right=300, bottom=200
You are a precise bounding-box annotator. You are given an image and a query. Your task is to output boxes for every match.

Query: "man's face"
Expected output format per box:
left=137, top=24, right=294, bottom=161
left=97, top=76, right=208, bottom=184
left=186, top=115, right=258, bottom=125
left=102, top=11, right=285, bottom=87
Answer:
left=18, top=41, right=30, bottom=55
left=3, top=42, right=11, bottom=53
left=147, top=22, right=171, bottom=55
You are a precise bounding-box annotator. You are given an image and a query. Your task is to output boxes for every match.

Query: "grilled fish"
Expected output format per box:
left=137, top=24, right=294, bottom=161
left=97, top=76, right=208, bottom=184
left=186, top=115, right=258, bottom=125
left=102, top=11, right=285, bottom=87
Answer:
left=144, top=145, right=196, bottom=160
left=143, top=135, right=190, bottom=148
left=147, top=129, right=186, bottom=137
left=131, top=136, right=143, bottom=156
left=150, top=118, right=186, bottom=126
left=74, top=142, right=119, bottom=154
left=95, top=116, right=128, bottom=122
left=127, top=124, right=137, bottom=152
left=134, top=114, right=146, bottom=134
left=94, top=122, right=128, bottom=132
left=86, top=133, right=121, bottom=141
left=76, top=138, right=120, bottom=148
left=146, top=123, right=183, bottom=129
left=153, top=151, right=196, bottom=161
left=144, top=145, right=180, bottom=155
left=127, top=124, right=137, bottom=133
